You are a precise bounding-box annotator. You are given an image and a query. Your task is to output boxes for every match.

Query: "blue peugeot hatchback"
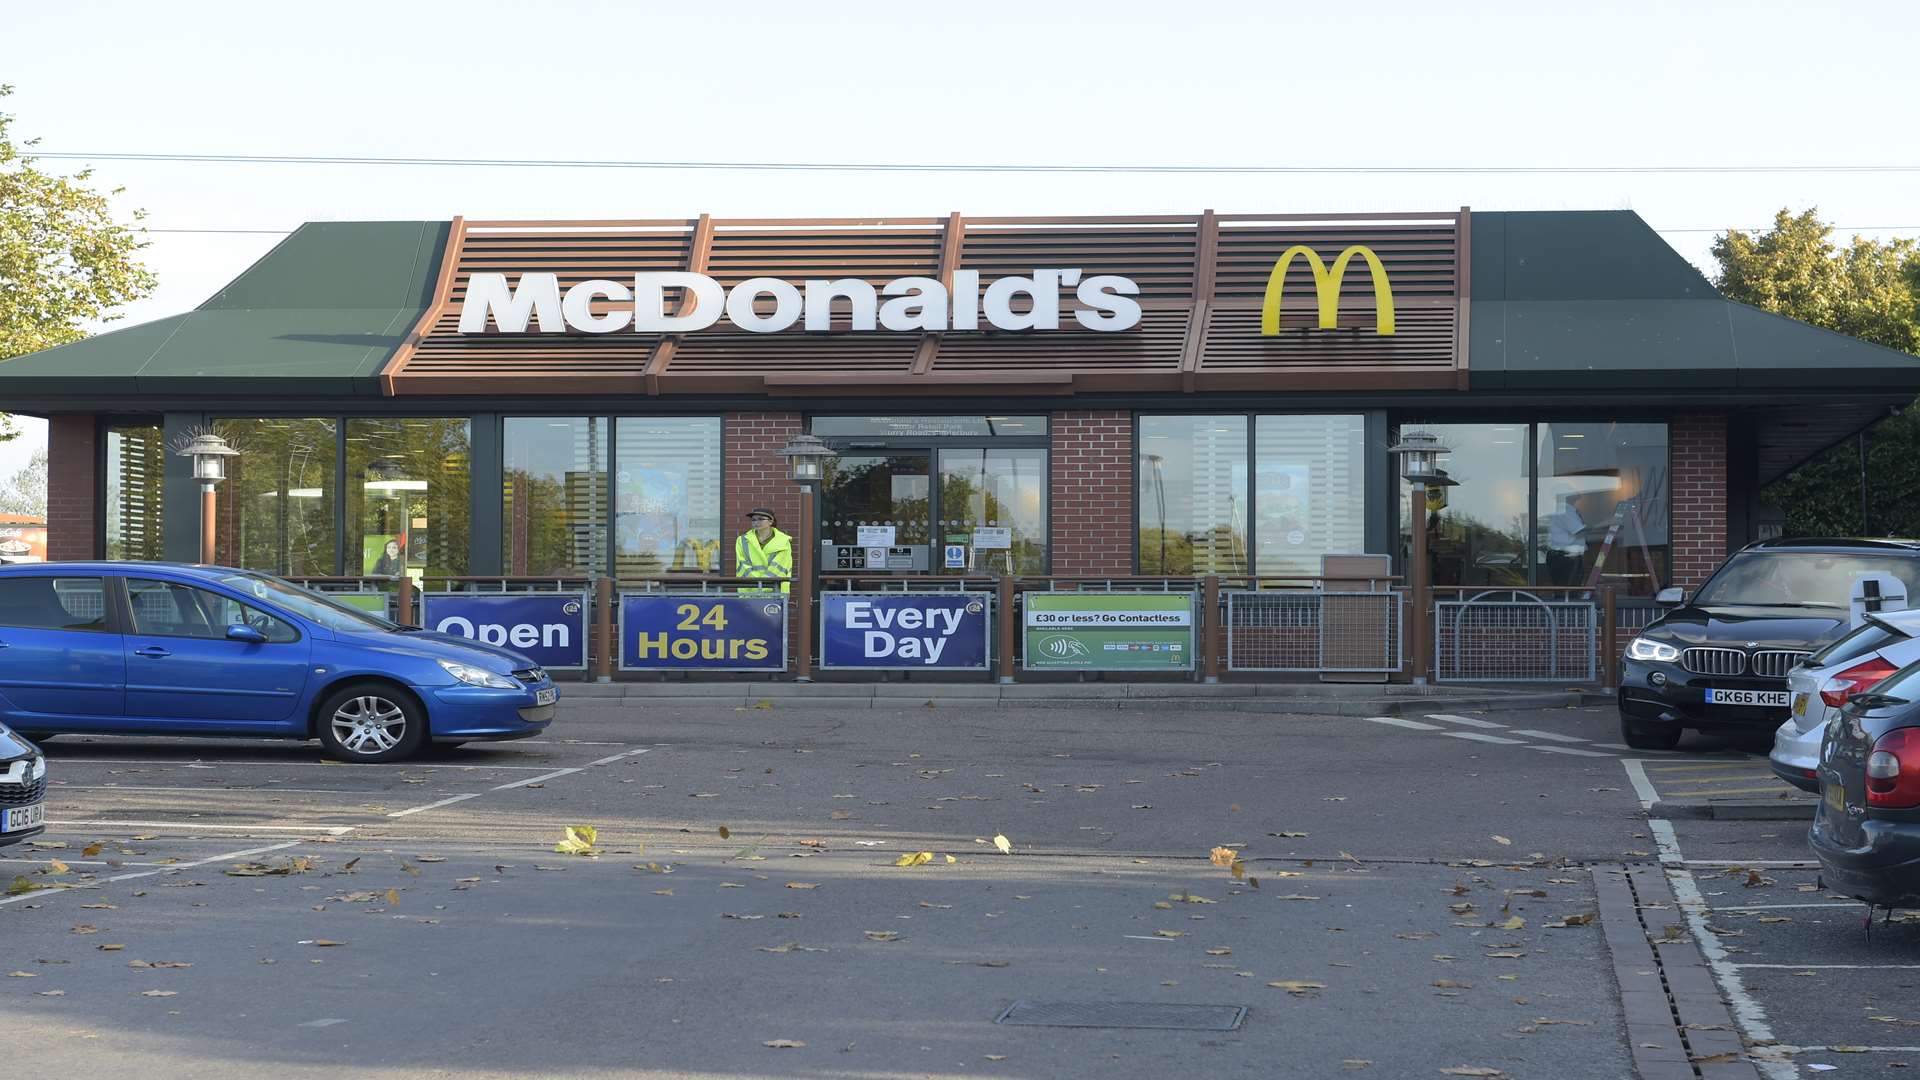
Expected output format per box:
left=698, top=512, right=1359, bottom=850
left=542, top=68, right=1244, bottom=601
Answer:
left=0, top=564, right=558, bottom=762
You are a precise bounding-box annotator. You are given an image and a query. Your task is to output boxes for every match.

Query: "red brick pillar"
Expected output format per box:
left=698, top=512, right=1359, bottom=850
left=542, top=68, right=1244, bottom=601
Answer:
left=46, top=414, right=100, bottom=561
left=1670, top=411, right=1728, bottom=590
left=1049, top=410, right=1134, bottom=576
left=722, top=412, right=804, bottom=574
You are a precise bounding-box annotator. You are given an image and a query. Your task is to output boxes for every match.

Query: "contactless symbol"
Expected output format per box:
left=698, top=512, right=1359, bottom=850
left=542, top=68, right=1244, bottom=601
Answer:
left=1040, top=636, right=1090, bottom=659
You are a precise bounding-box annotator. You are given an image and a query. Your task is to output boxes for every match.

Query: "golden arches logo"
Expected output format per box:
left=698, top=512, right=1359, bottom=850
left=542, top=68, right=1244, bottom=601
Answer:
left=1258, top=244, right=1395, bottom=336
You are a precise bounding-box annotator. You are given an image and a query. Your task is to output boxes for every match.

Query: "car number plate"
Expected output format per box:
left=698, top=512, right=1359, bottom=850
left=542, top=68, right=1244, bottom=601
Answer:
left=1824, top=781, right=1847, bottom=815
left=2, top=802, right=44, bottom=833
left=1793, top=692, right=1808, bottom=717
left=535, top=687, right=557, bottom=707
left=1705, top=689, right=1789, bottom=707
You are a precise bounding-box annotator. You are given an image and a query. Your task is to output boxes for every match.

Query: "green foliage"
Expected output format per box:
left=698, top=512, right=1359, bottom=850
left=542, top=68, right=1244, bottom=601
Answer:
left=1714, top=209, right=1920, bottom=537
left=0, top=85, right=157, bottom=438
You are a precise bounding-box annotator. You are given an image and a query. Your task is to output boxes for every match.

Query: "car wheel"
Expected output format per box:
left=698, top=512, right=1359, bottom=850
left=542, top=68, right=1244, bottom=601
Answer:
left=316, top=683, right=427, bottom=763
left=1620, top=716, right=1683, bottom=751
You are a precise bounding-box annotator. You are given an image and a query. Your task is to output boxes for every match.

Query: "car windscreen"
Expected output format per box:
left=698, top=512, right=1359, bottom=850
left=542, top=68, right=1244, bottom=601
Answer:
left=1806, top=621, right=1902, bottom=668
left=1690, top=553, right=1920, bottom=609
left=216, top=573, right=397, bottom=633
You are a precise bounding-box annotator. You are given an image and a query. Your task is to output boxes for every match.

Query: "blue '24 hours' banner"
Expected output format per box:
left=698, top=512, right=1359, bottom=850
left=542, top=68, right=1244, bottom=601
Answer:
left=420, top=593, right=588, bottom=670
left=820, top=593, right=989, bottom=669
left=620, top=595, right=787, bottom=671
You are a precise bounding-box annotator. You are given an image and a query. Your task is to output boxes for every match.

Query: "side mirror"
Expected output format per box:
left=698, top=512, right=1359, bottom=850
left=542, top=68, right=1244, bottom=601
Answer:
left=1655, top=587, right=1686, bottom=606
left=226, top=624, right=268, bottom=644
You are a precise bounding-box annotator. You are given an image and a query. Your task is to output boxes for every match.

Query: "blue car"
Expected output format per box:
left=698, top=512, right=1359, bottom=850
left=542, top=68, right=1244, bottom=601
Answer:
left=0, top=564, right=558, bottom=762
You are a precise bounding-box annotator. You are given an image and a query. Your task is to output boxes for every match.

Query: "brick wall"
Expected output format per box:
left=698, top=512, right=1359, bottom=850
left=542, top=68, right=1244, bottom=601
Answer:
left=1049, top=410, right=1134, bottom=576
left=46, top=414, right=99, bottom=561
left=722, top=412, right=804, bottom=574
left=1670, top=411, right=1728, bottom=589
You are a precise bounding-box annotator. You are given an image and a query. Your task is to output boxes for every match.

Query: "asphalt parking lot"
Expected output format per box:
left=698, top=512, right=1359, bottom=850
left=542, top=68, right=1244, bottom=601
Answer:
left=3, top=699, right=1913, bottom=1078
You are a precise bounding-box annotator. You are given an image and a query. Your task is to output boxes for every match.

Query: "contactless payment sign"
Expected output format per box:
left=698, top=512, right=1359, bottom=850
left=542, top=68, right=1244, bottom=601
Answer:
left=620, top=595, right=786, bottom=671
left=821, top=594, right=990, bottom=670
left=1022, top=593, right=1194, bottom=671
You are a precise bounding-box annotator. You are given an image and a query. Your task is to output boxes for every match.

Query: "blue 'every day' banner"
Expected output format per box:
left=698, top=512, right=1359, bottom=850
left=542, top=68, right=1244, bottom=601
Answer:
left=820, top=594, right=990, bottom=669
left=420, top=593, right=588, bottom=670
left=620, top=595, right=787, bottom=671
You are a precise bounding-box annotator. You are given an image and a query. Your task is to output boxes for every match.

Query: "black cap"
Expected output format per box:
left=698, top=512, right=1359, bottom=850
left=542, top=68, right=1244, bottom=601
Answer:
left=746, top=507, right=776, bottom=523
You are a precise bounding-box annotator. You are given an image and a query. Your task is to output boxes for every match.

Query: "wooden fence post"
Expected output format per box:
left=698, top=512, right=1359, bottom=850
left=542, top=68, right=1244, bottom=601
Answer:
left=596, top=576, right=615, bottom=683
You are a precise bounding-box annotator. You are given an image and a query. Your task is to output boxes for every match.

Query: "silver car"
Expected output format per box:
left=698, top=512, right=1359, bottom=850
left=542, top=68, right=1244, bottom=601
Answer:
left=1771, top=608, right=1920, bottom=792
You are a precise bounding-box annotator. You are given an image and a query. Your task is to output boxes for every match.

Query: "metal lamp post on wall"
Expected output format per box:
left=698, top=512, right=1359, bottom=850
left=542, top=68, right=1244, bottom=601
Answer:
left=1388, top=430, right=1450, bottom=684
left=776, top=434, right=839, bottom=683
left=172, top=431, right=239, bottom=566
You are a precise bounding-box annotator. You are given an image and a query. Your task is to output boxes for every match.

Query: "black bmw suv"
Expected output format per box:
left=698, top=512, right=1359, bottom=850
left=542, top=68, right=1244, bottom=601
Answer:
left=1618, top=538, right=1920, bottom=750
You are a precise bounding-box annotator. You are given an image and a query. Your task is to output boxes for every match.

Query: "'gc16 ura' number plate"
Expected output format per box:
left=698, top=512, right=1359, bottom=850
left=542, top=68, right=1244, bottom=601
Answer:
left=2, top=802, right=43, bottom=833
left=1706, top=689, right=1789, bottom=707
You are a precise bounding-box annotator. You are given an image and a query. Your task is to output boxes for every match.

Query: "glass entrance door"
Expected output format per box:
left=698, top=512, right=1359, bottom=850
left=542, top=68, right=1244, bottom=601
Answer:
left=821, top=453, right=932, bottom=571
left=937, top=448, right=1046, bottom=575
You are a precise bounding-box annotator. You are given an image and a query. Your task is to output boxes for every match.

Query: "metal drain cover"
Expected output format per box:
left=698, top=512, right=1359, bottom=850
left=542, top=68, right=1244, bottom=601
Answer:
left=995, top=1000, right=1247, bottom=1031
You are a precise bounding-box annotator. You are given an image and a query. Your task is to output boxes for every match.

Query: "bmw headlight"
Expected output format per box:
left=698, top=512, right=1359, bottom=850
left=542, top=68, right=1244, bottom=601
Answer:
left=437, top=659, right=519, bottom=689
left=1627, top=636, right=1680, bottom=663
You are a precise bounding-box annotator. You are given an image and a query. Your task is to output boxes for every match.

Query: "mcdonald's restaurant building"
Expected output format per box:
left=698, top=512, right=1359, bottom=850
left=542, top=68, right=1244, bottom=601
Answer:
left=5, top=209, right=1917, bottom=677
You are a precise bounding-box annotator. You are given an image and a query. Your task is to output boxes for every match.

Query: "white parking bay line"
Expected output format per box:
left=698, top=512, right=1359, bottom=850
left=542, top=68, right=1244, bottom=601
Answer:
left=1527, top=745, right=1618, bottom=758
left=47, top=819, right=356, bottom=835
left=45, top=758, right=554, bottom=771
left=1425, top=713, right=1507, bottom=729
left=1509, top=729, right=1591, bottom=744
left=587, top=748, right=653, bottom=767
left=1712, top=902, right=1865, bottom=911
left=1364, top=716, right=1441, bottom=731
left=0, top=839, right=304, bottom=907
left=387, top=793, right=484, bottom=818
left=1735, top=963, right=1920, bottom=970
left=1442, top=731, right=1525, bottom=745
left=492, top=767, right=583, bottom=790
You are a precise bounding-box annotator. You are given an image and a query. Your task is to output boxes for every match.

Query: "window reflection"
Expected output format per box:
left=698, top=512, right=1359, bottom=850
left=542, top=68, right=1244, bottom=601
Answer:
left=1139, top=416, right=1248, bottom=575
left=1536, top=423, right=1668, bottom=596
left=347, top=419, right=470, bottom=582
left=1254, top=415, right=1367, bottom=577
left=1398, top=424, right=1530, bottom=588
left=615, top=418, right=722, bottom=575
left=504, top=418, right=608, bottom=577
left=213, top=419, right=338, bottom=576
left=938, top=448, right=1047, bottom=574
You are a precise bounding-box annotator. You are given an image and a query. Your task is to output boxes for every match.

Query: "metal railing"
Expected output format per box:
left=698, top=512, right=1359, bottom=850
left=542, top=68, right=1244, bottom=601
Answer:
left=1434, top=587, right=1597, bottom=683
left=1222, top=576, right=1403, bottom=673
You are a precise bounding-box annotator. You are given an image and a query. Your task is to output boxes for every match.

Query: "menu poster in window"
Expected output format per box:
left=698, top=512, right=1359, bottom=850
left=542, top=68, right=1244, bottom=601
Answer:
left=1258, top=465, right=1311, bottom=547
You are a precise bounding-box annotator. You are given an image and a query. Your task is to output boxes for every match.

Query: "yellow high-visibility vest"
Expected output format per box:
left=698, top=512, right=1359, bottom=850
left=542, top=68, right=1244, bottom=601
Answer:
left=735, top=528, right=793, bottom=594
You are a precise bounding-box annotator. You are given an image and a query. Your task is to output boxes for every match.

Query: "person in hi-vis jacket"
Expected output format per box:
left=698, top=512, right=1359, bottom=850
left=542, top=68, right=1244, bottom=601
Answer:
left=734, top=508, right=792, bottom=594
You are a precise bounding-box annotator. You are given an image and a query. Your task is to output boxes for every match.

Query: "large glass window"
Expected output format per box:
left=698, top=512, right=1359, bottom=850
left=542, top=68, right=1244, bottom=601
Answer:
left=504, top=418, right=608, bottom=577
left=1139, top=416, right=1249, bottom=575
left=214, top=419, right=338, bottom=576
left=1398, top=424, right=1531, bottom=589
left=1535, top=423, right=1669, bottom=595
left=1254, top=415, right=1368, bottom=577
left=615, top=418, right=722, bottom=575
left=347, top=419, right=471, bottom=582
left=1397, top=422, right=1672, bottom=597
left=105, top=422, right=165, bottom=561
left=939, top=448, right=1047, bottom=574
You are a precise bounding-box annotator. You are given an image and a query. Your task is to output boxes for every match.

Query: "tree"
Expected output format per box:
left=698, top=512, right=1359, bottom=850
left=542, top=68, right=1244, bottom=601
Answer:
left=0, top=446, right=46, bottom=517
left=1712, top=209, right=1920, bottom=537
left=0, top=84, right=157, bottom=439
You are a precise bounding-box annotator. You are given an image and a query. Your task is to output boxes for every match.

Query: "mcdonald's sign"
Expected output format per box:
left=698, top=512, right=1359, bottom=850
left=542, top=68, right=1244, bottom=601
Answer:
left=1259, top=244, right=1395, bottom=336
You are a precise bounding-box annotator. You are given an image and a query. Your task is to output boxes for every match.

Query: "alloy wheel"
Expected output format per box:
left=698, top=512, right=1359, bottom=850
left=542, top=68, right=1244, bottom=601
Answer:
left=330, top=695, right=407, bottom=756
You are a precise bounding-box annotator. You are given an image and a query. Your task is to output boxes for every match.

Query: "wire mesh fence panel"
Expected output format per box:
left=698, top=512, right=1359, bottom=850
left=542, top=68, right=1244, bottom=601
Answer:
left=1226, top=591, right=1401, bottom=672
left=1435, top=596, right=1596, bottom=682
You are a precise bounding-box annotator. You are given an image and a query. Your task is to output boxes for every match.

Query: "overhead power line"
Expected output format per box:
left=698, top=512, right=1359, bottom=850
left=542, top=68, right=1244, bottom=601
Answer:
left=32, top=151, right=1920, bottom=175
left=142, top=224, right=1920, bottom=238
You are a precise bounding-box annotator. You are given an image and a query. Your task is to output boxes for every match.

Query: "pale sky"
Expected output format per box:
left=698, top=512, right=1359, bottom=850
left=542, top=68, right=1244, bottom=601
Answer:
left=4, top=0, right=1919, bottom=476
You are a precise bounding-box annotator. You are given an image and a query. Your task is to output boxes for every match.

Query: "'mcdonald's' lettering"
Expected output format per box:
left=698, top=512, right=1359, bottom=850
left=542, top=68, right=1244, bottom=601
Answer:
left=458, top=270, right=1141, bottom=335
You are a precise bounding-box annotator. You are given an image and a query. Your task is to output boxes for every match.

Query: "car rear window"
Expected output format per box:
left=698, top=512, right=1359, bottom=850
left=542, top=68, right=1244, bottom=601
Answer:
left=1807, top=621, right=1902, bottom=668
left=1867, top=658, right=1920, bottom=702
left=0, top=576, right=109, bottom=632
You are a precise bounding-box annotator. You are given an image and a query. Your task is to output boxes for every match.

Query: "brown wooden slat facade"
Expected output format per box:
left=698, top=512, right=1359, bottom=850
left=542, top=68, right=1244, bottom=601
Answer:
left=383, top=210, right=1468, bottom=396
